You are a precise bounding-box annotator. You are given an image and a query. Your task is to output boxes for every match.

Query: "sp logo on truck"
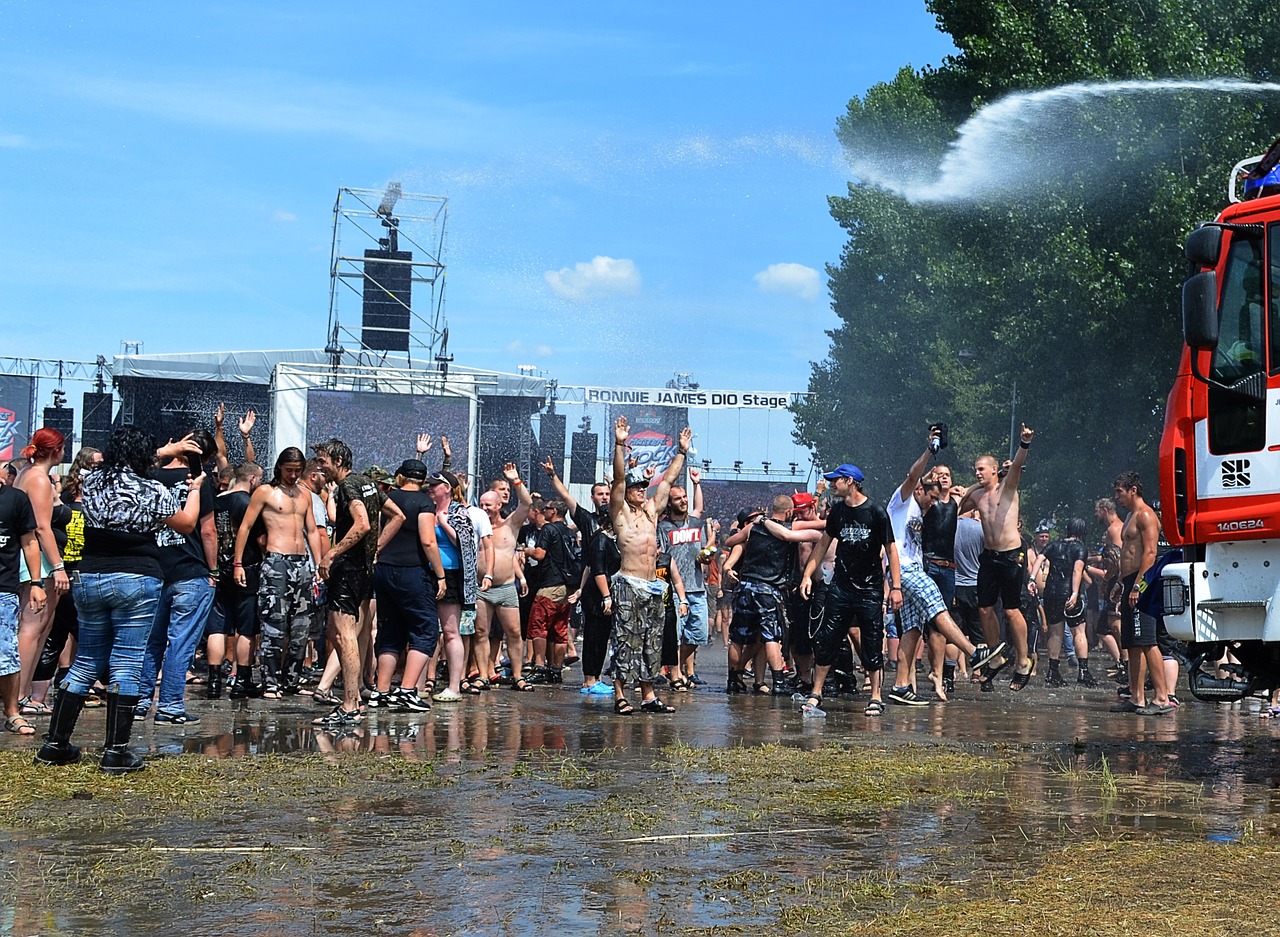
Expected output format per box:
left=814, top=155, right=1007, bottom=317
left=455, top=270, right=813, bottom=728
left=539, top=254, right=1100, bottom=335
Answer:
left=1217, top=519, right=1265, bottom=532
left=1221, top=459, right=1252, bottom=488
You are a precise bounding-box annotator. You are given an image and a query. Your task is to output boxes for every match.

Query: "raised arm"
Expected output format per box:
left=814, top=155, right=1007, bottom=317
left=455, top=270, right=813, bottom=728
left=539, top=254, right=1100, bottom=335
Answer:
left=238, top=410, right=256, bottom=464
left=689, top=466, right=704, bottom=518
left=760, top=517, right=823, bottom=543
left=1002, top=423, right=1034, bottom=492
left=541, top=455, right=579, bottom=517
left=609, top=417, right=629, bottom=526
left=898, top=429, right=941, bottom=502
left=213, top=403, right=229, bottom=473
left=505, top=462, right=534, bottom=528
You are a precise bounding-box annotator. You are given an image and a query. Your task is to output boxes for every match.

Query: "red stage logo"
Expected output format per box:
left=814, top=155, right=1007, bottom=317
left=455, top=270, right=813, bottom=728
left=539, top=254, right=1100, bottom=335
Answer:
left=0, top=408, right=16, bottom=461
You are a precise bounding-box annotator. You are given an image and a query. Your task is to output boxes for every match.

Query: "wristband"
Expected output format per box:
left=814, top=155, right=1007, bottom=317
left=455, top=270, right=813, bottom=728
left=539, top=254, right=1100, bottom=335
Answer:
left=51, top=563, right=65, bottom=573
left=208, top=567, right=219, bottom=576
left=483, top=574, right=493, bottom=580
left=890, top=585, right=902, bottom=591
left=1019, top=440, right=1030, bottom=449
left=232, top=563, right=244, bottom=568
left=513, top=479, right=524, bottom=486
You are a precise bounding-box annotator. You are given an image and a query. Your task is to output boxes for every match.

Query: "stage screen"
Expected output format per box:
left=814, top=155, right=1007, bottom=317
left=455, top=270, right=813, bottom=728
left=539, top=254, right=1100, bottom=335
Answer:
left=699, top=478, right=813, bottom=529
left=607, top=403, right=689, bottom=493
left=306, top=389, right=470, bottom=475
left=0, top=376, right=34, bottom=462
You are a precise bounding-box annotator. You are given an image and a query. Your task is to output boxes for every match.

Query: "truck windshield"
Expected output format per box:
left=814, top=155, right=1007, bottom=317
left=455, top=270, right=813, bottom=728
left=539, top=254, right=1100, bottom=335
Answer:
left=1208, top=232, right=1265, bottom=454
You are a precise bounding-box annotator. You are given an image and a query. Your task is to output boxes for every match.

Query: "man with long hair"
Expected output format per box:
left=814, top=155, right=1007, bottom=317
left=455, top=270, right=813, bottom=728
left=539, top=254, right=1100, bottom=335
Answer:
left=233, top=447, right=325, bottom=698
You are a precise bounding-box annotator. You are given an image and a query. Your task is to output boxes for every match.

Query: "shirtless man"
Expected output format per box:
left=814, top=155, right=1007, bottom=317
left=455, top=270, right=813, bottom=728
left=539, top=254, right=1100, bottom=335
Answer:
left=1095, top=497, right=1123, bottom=548
left=609, top=417, right=688, bottom=715
left=958, top=423, right=1036, bottom=690
left=478, top=463, right=535, bottom=691
left=233, top=447, right=325, bottom=698
left=1110, top=471, right=1173, bottom=714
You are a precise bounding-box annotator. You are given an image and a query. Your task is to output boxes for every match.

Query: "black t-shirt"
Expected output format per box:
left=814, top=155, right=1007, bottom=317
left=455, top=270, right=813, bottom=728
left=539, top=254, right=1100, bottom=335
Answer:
left=150, top=466, right=217, bottom=584
left=921, top=498, right=957, bottom=562
left=0, top=486, right=38, bottom=594
left=334, top=473, right=387, bottom=570
left=825, top=498, right=895, bottom=596
left=738, top=521, right=794, bottom=588
left=215, top=489, right=263, bottom=587
left=585, top=528, right=621, bottom=612
left=571, top=503, right=604, bottom=542
left=534, top=520, right=579, bottom=588
left=519, top=522, right=543, bottom=591
left=1042, top=539, right=1087, bottom=595
left=381, top=488, right=436, bottom=567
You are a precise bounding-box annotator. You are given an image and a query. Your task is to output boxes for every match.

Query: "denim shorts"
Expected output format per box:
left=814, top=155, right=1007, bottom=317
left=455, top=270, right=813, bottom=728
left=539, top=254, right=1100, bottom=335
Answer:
left=0, top=592, right=19, bottom=676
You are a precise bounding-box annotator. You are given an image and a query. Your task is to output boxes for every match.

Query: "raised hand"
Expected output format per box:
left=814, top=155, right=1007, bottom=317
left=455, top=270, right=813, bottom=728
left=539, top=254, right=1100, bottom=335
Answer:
left=540, top=455, right=556, bottom=477
left=1021, top=423, right=1035, bottom=445
left=239, top=410, right=256, bottom=436
left=689, top=467, right=701, bottom=485
left=416, top=433, right=432, bottom=455
left=441, top=435, right=452, bottom=458
left=614, top=416, right=630, bottom=445
left=504, top=462, right=521, bottom=482
left=677, top=427, right=692, bottom=454
left=215, top=402, right=225, bottom=428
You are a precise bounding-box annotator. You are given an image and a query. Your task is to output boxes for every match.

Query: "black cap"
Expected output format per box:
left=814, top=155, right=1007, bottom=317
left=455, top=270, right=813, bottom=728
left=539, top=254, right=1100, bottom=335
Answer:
left=396, top=459, right=428, bottom=480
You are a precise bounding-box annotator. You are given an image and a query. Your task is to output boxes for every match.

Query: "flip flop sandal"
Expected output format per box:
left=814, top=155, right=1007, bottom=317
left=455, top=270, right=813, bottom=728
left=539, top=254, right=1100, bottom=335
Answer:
left=864, top=699, right=885, bottom=716
left=312, top=706, right=365, bottom=727
left=1010, top=667, right=1034, bottom=692
left=511, top=678, right=536, bottom=692
left=311, top=688, right=341, bottom=706
left=614, top=697, right=635, bottom=716
left=640, top=697, right=676, bottom=713
left=976, top=658, right=1010, bottom=685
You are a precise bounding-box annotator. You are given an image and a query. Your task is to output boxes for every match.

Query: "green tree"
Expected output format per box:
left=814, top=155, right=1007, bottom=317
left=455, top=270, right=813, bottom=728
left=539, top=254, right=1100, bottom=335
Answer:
left=796, top=0, right=1280, bottom=519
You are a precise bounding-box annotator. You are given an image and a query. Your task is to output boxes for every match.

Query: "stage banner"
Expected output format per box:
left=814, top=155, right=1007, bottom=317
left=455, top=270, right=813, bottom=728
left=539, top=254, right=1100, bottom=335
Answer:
left=561, top=386, right=793, bottom=410
left=607, top=403, right=690, bottom=493
left=0, top=376, right=34, bottom=461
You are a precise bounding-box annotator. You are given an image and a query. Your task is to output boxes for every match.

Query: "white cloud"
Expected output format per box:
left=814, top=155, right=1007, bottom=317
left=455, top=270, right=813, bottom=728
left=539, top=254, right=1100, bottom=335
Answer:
left=272, top=210, right=298, bottom=223
left=0, top=133, right=29, bottom=148
left=544, top=256, right=640, bottom=302
left=504, top=340, right=554, bottom=358
left=753, top=263, right=821, bottom=301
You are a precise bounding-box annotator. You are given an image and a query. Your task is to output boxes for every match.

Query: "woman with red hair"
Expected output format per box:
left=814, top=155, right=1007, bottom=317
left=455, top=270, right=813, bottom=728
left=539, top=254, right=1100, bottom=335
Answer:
left=15, top=427, right=70, bottom=715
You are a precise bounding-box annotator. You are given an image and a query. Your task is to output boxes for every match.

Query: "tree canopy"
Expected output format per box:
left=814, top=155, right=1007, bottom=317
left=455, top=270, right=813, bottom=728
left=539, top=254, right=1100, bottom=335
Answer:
left=795, top=0, right=1280, bottom=521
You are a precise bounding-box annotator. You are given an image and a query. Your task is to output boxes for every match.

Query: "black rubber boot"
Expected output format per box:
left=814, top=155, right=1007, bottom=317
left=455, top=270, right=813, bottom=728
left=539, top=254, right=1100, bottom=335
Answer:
left=33, top=690, right=86, bottom=766
left=206, top=663, right=223, bottom=700
left=100, top=692, right=145, bottom=774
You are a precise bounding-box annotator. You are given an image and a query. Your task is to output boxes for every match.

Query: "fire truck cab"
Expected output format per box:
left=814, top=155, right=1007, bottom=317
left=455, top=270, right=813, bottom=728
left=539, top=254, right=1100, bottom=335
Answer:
left=1159, top=139, right=1280, bottom=696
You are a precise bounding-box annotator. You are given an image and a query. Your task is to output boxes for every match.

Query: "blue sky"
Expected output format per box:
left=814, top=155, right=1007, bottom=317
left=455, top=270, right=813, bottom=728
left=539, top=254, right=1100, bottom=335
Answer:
left=1, top=2, right=955, bottom=469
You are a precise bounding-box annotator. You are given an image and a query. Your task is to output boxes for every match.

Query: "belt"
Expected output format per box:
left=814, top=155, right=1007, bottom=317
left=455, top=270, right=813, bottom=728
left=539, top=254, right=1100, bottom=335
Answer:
left=925, top=557, right=957, bottom=569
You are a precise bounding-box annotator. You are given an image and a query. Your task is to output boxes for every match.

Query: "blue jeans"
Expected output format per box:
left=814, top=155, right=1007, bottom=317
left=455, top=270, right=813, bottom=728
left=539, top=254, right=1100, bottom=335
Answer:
left=137, top=577, right=215, bottom=714
left=65, top=572, right=163, bottom=696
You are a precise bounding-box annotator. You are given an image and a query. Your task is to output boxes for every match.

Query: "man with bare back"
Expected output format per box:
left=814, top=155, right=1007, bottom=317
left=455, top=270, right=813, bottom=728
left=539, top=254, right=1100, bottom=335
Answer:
left=609, top=417, right=689, bottom=715
left=233, top=447, right=325, bottom=698
left=1111, top=471, right=1174, bottom=714
left=958, top=423, right=1036, bottom=691
left=478, top=463, right=535, bottom=691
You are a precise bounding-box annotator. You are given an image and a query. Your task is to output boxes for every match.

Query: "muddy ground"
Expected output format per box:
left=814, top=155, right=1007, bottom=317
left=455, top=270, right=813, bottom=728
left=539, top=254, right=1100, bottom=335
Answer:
left=3, top=661, right=1279, bottom=936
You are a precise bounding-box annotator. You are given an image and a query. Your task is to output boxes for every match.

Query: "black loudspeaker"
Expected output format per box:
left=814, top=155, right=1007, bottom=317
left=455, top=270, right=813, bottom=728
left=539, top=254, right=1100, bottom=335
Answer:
left=82, top=392, right=113, bottom=451
left=43, top=407, right=74, bottom=450
left=569, top=431, right=598, bottom=484
left=361, top=249, right=413, bottom=352
left=539, top=412, right=566, bottom=475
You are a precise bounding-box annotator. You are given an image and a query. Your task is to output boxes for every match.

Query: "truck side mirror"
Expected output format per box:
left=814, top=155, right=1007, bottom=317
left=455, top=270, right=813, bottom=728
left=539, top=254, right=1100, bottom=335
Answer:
left=1183, top=270, right=1219, bottom=348
left=1185, top=225, right=1223, bottom=268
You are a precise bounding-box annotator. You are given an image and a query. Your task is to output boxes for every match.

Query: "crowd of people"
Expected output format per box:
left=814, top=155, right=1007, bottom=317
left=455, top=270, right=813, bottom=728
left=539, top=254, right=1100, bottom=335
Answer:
left=0, top=409, right=1192, bottom=773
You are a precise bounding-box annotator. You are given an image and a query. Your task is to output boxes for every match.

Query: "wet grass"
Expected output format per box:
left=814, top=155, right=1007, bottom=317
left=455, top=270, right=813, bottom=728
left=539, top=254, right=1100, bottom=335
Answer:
left=0, top=750, right=448, bottom=831
left=664, top=740, right=1010, bottom=819
left=775, top=837, right=1280, bottom=936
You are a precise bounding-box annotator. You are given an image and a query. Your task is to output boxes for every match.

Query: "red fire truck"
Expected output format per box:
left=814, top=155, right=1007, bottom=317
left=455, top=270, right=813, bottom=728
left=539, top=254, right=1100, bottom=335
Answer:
left=1159, top=139, right=1280, bottom=699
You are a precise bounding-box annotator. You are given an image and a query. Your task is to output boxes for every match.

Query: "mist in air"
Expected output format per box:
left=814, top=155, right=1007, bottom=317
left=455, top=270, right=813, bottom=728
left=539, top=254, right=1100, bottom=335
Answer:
left=844, top=79, right=1280, bottom=204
